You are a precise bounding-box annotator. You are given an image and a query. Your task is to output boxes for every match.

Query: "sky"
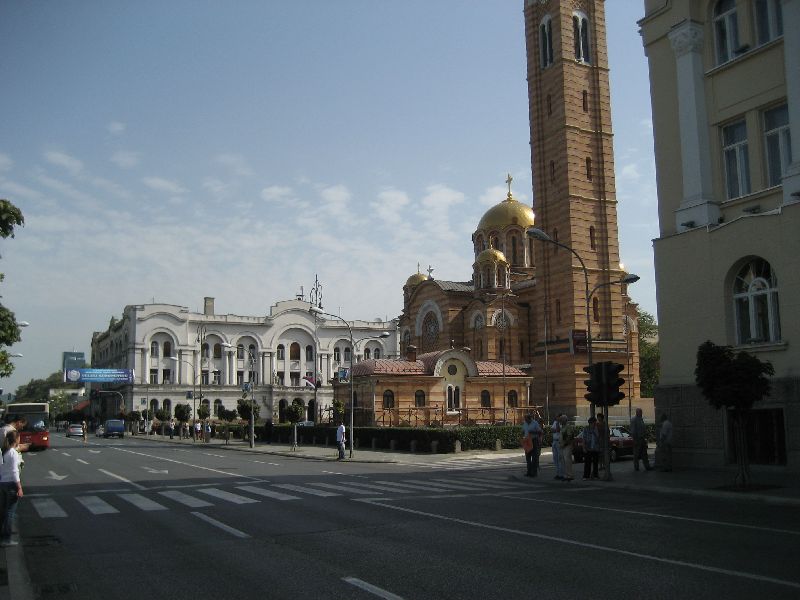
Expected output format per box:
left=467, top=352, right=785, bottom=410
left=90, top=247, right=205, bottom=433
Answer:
left=0, top=1, right=658, bottom=395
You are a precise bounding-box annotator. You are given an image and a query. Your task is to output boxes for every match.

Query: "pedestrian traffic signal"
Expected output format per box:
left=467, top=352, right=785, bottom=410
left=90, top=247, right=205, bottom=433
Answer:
left=583, top=362, right=603, bottom=405
left=602, top=361, right=625, bottom=406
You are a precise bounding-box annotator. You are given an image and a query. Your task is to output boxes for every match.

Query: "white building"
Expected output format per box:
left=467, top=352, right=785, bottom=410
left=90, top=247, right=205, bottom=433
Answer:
left=90, top=296, right=399, bottom=423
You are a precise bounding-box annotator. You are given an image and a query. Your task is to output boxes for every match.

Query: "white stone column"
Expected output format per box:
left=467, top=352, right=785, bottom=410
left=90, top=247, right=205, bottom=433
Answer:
left=782, top=0, right=800, bottom=204
left=668, top=21, right=719, bottom=230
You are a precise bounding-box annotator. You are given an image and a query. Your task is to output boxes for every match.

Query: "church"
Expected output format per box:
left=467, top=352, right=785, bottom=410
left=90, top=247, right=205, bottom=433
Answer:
left=394, top=0, right=642, bottom=424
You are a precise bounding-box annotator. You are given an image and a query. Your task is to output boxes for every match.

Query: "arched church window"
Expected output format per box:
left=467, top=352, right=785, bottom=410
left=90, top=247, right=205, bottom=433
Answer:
left=480, top=390, right=491, bottom=408
left=213, top=343, right=222, bottom=359
left=511, top=235, right=519, bottom=264
left=374, top=348, right=381, bottom=359
left=150, top=341, right=159, bottom=358
left=277, top=345, right=285, bottom=360
left=508, top=390, right=518, bottom=408
left=540, top=15, right=554, bottom=68
left=344, top=347, right=351, bottom=362
left=422, top=312, right=439, bottom=351
left=573, top=12, right=591, bottom=63
left=383, top=389, right=395, bottom=409
left=364, top=348, right=371, bottom=359
left=473, top=314, right=484, bottom=330
left=163, top=341, right=171, bottom=358
left=415, top=390, right=426, bottom=407
left=733, top=257, right=780, bottom=344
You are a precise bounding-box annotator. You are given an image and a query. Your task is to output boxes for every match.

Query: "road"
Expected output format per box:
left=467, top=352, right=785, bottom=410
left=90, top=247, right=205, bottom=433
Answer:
left=11, top=433, right=800, bottom=599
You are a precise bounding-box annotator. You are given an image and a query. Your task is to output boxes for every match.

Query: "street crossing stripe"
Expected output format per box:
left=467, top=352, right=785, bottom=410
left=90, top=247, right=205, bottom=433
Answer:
left=191, top=512, right=249, bottom=539
left=118, top=493, right=168, bottom=511
left=344, top=482, right=413, bottom=494
left=197, top=488, right=260, bottom=504
left=76, top=496, right=118, bottom=515
left=374, top=481, right=455, bottom=492
left=31, top=498, right=67, bottom=518
left=236, top=486, right=300, bottom=501
left=401, top=479, right=490, bottom=491
left=158, top=490, right=214, bottom=508
left=343, top=577, right=404, bottom=600
left=273, top=484, right=339, bottom=497
left=308, top=483, right=380, bottom=495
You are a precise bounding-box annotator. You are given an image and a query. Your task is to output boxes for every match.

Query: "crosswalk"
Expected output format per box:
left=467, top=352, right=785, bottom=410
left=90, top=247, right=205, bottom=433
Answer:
left=28, top=474, right=529, bottom=520
left=398, top=455, right=531, bottom=471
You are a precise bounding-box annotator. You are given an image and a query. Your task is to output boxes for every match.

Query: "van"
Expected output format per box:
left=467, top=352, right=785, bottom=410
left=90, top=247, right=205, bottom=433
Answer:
left=103, top=419, right=125, bottom=438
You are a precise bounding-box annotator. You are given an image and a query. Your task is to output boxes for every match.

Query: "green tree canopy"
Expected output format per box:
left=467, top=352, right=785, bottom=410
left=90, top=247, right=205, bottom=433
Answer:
left=236, top=397, right=260, bottom=423
left=0, top=200, right=25, bottom=379
left=174, top=404, right=191, bottom=423
left=197, top=404, right=210, bottom=421
left=637, top=309, right=660, bottom=398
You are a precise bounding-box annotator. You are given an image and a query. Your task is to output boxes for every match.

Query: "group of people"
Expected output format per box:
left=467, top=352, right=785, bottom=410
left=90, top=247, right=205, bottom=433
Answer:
left=522, top=409, right=675, bottom=480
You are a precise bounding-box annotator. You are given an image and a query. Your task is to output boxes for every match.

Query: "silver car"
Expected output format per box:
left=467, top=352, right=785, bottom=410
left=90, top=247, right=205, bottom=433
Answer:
left=66, top=424, right=84, bottom=437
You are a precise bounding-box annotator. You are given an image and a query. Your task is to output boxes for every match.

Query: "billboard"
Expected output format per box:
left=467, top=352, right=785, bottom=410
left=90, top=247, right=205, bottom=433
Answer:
left=64, top=368, right=135, bottom=384
left=62, top=351, right=86, bottom=371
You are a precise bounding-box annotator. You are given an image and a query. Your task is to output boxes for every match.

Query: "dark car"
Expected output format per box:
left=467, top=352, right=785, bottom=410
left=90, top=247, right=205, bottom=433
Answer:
left=103, top=419, right=125, bottom=438
left=572, top=426, right=635, bottom=463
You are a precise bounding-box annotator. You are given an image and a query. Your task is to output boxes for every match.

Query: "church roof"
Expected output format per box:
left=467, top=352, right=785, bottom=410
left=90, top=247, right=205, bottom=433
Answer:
left=432, top=280, right=474, bottom=293
left=350, top=351, right=527, bottom=377
left=476, top=194, right=535, bottom=232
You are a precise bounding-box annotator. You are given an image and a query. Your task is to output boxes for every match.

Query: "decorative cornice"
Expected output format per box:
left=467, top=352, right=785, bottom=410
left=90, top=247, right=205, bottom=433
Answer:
left=668, top=21, right=704, bottom=58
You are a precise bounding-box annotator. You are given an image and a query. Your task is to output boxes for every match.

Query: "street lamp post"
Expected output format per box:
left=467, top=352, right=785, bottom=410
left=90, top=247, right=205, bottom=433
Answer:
left=487, top=290, right=515, bottom=424
left=309, top=305, right=355, bottom=458
left=196, top=325, right=208, bottom=438
left=167, top=356, right=197, bottom=440
left=222, top=343, right=257, bottom=449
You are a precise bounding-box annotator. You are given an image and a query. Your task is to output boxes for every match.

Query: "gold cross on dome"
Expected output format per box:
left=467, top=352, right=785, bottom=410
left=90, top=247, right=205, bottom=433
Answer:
left=427, top=265, right=434, bottom=278
left=505, top=173, right=513, bottom=198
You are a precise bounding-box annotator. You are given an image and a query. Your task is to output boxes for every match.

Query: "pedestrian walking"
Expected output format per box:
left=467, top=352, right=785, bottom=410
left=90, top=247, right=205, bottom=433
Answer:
left=81, top=420, right=88, bottom=443
left=169, top=419, right=175, bottom=440
left=551, top=413, right=564, bottom=480
left=0, top=430, right=24, bottom=546
left=580, top=416, right=600, bottom=480
left=630, top=408, right=653, bottom=471
left=194, top=421, right=201, bottom=441
left=336, top=420, right=346, bottom=460
left=521, top=414, right=543, bottom=477
left=559, top=415, right=575, bottom=481
left=658, top=413, right=673, bottom=472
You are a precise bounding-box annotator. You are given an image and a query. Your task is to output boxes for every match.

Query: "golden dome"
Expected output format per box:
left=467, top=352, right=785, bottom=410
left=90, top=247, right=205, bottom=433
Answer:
left=476, top=247, right=507, bottom=264
left=405, top=272, right=428, bottom=288
left=476, top=194, right=535, bottom=232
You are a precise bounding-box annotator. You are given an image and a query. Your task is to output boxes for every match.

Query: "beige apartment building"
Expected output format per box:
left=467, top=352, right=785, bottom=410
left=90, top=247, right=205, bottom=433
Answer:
left=641, top=0, right=800, bottom=468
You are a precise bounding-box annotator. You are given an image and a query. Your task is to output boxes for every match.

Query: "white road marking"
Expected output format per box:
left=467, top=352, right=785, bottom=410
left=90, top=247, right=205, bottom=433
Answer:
left=107, top=447, right=263, bottom=482
left=61, top=453, right=71, bottom=457
left=98, top=469, right=145, bottom=490
left=76, top=496, right=118, bottom=515
left=203, top=453, right=225, bottom=458
left=374, top=481, right=454, bottom=493
left=309, top=483, right=381, bottom=495
left=236, top=486, right=300, bottom=501
left=46, top=471, right=68, bottom=481
left=197, top=488, right=259, bottom=504
left=273, top=484, right=339, bottom=497
left=344, top=482, right=413, bottom=494
left=31, top=498, right=67, bottom=518
left=76, top=459, right=89, bottom=465
left=360, top=499, right=800, bottom=591
left=118, top=493, right=167, bottom=511
left=158, top=490, right=214, bottom=508
left=192, top=512, right=249, bottom=538
left=343, top=577, right=404, bottom=600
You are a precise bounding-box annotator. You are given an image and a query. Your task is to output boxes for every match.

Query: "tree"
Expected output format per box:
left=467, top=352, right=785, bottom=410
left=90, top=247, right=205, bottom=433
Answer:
left=637, top=310, right=660, bottom=398
left=236, top=397, right=260, bottom=423
left=174, top=404, right=191, bottom=424
left=0, top=199, right=25, bottom=379
left=286, top=399, right=304, bottom=424
left=695, top=340, right=774, bottom=488
left=197, top=404, right=210, bottom=421
left=218, top=408, right=238, bottom=444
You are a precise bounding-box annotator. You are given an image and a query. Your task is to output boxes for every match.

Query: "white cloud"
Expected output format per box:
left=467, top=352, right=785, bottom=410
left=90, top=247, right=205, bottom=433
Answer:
left=111, top=150, right=140, bottom=169
left=370, top=188, right=410, bottom=226
left=0, top=153, right=12, bottom=171
left=261, top=185, right=293, bottom=202
left=479, top=185, right=507, bottom=207
left=619, top=163, right=641, bottom=182
left=142, top=176, right=187, bottom=195
left=215, top=153, right=253, bottom=177
left=420, top=184, right=465, bottom=241
left=319, top=184, right=351, bottom=217
left=108, top=121, right=126, bottom=135
left=44, top=150, right=83, bottom=175
left=0, top=177, right=42, bottom=201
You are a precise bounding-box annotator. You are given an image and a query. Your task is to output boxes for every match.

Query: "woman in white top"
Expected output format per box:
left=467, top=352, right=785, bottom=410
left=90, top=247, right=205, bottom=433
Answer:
left=0, top=429, right=23, bottom=546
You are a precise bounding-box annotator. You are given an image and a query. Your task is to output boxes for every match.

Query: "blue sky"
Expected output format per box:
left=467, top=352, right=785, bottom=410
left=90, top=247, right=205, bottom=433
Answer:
left=0, top=1, right=657, bottom=394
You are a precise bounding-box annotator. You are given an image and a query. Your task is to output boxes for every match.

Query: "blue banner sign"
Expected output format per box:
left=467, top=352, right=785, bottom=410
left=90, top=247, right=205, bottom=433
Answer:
left=64, top=368, right=135, bottom=384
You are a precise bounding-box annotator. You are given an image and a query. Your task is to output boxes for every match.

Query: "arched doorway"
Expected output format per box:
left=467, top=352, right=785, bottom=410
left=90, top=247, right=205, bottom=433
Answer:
left=307, top=399, right=316, bottom=423
left=278, top=399, right=288, bottom=423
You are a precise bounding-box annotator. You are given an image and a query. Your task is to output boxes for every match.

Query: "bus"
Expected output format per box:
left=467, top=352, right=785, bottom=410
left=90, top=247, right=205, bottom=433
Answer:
left=5, top=402, right=50, bottom=450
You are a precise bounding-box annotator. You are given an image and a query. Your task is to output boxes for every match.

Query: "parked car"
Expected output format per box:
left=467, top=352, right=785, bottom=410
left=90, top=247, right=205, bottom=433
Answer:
left=66, top=423, right=84, bottom=438
left=572, top=426, right=635, bottom=463
left=103, top=419, right=125, bottom=438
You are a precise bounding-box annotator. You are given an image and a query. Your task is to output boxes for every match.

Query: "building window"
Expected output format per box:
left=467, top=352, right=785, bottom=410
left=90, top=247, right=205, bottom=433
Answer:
left=383, top=390, right=395, bottom=409
left=764, top=104, right=792, bottom=187
left=277, top=345, right=285, bottom=360
left=149, top=369, right=158, bottom=385
left=508, top=390, right=518, bottom=408
left=290, top=342, right=300, bottom=361
left=593, top=297, right=600, bottom=322
left=201, top=343, right=209, bottom=358
left=212, top=370, right=221, bottom=385
left=572, top=12, right=591, bottom=63
left=344, top=347, right=351, bottom=362
left=556, top=299, right=562, bottom=324
left=163, top=399, right=172, bottom=416
left=589, top=226, right=596, bottom=250
left=334, top=347, right=340, bottom=362
left=422, top=311, right=439, bottom=351
left=733, top=258, right=780, bottom=344
left=547, top=94, right=552, bottom=116
left=755, top=0, right=783, bottom=46
left=722, top=120, right=750, bottom=199
left=249, top=371, right=258, bottom=384
left=277, top=371, right=284, bottom=385
left=163, top=341, right=171, bottom=358
left=162, top=369, right=171, bottom=385
left=212, top=343, right=222, bottom=359
left=249, top=344, right=256, bottom=360
left=582, top=90, right=588, bottom=112
left=236, top=344, right=244, bottom=359
left=364, top=348, right=371, bottom=359
left=447, top=386, right=460, bottom=410
left=586, top=157, right=593, bottom=181
left=237, top=371, right=244, bottom=386
left=714, top=0, right=740, bottom=65
left=480, top=390, right=491, bottom=408
left=511, top=235, right=518, bottom=264
left=201, top=370, right=209, bottom=385
left=305, top=345, right=313, bottom=361
left=374, top=348, right=381, bottom=359
left=415, top=390, right=426, bottom=407
left=540, top=16, right=554, bottom=68
left=150, top=342, right=159, bottom=358
left=214, top=399, right=222, bottom=416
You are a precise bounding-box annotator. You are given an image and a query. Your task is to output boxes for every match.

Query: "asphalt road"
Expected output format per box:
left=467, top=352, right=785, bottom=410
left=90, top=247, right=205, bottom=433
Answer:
left=13, top=433, right=800, bottom=600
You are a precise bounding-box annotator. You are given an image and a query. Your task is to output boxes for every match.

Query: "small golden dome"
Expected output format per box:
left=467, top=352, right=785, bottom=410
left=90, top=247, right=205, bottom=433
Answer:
left=476, top=247, right=507, bottom=264
left=477, top=194, right=535, bottom=232
left=405, top=272, right=428, bottom=288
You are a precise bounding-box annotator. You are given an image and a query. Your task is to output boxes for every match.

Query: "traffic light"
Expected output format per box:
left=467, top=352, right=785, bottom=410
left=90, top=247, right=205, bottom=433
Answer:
left=583, top=362, right=603, bottom=404
left=602, top=361, right=626, bottom=406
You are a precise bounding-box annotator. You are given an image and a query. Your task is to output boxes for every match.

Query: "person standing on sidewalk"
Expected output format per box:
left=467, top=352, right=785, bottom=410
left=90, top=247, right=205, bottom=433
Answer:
left=0, top=430, right=24, bottom=547
left=521, top=414, right=542, bottom=477
left=559, top=415, right=575, bottom=482
left=551, top=413, right=563, bottom=480
left=581, top=417, right=600, bottom=480
left=630, top=408, right=653, bottom=471
left=336, top=420, right=346, bottom=460
left=658, top=413, right=673, bottom=472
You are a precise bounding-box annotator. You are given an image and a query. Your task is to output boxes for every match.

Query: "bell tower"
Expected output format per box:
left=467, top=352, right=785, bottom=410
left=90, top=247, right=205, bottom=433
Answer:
left=523, top=0, right=637, bottom=413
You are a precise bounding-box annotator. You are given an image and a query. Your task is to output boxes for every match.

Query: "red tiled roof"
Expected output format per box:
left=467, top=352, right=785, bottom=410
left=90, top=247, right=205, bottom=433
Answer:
left=351, top=359, right=426, bottom=376
left=74, top=400, right=90, bottom=411
left=475, top=361, right=527, bottom=377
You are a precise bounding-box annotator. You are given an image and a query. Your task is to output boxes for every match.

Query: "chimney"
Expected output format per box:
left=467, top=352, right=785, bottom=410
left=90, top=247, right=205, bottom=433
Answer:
left=204, top=297, right=215, bottom=316
left=406, top=344, right=417, bottom=362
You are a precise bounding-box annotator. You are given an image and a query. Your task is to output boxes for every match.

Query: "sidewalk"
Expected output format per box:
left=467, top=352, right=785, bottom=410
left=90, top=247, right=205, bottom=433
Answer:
left=134, top=433, right=800, bottom=506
